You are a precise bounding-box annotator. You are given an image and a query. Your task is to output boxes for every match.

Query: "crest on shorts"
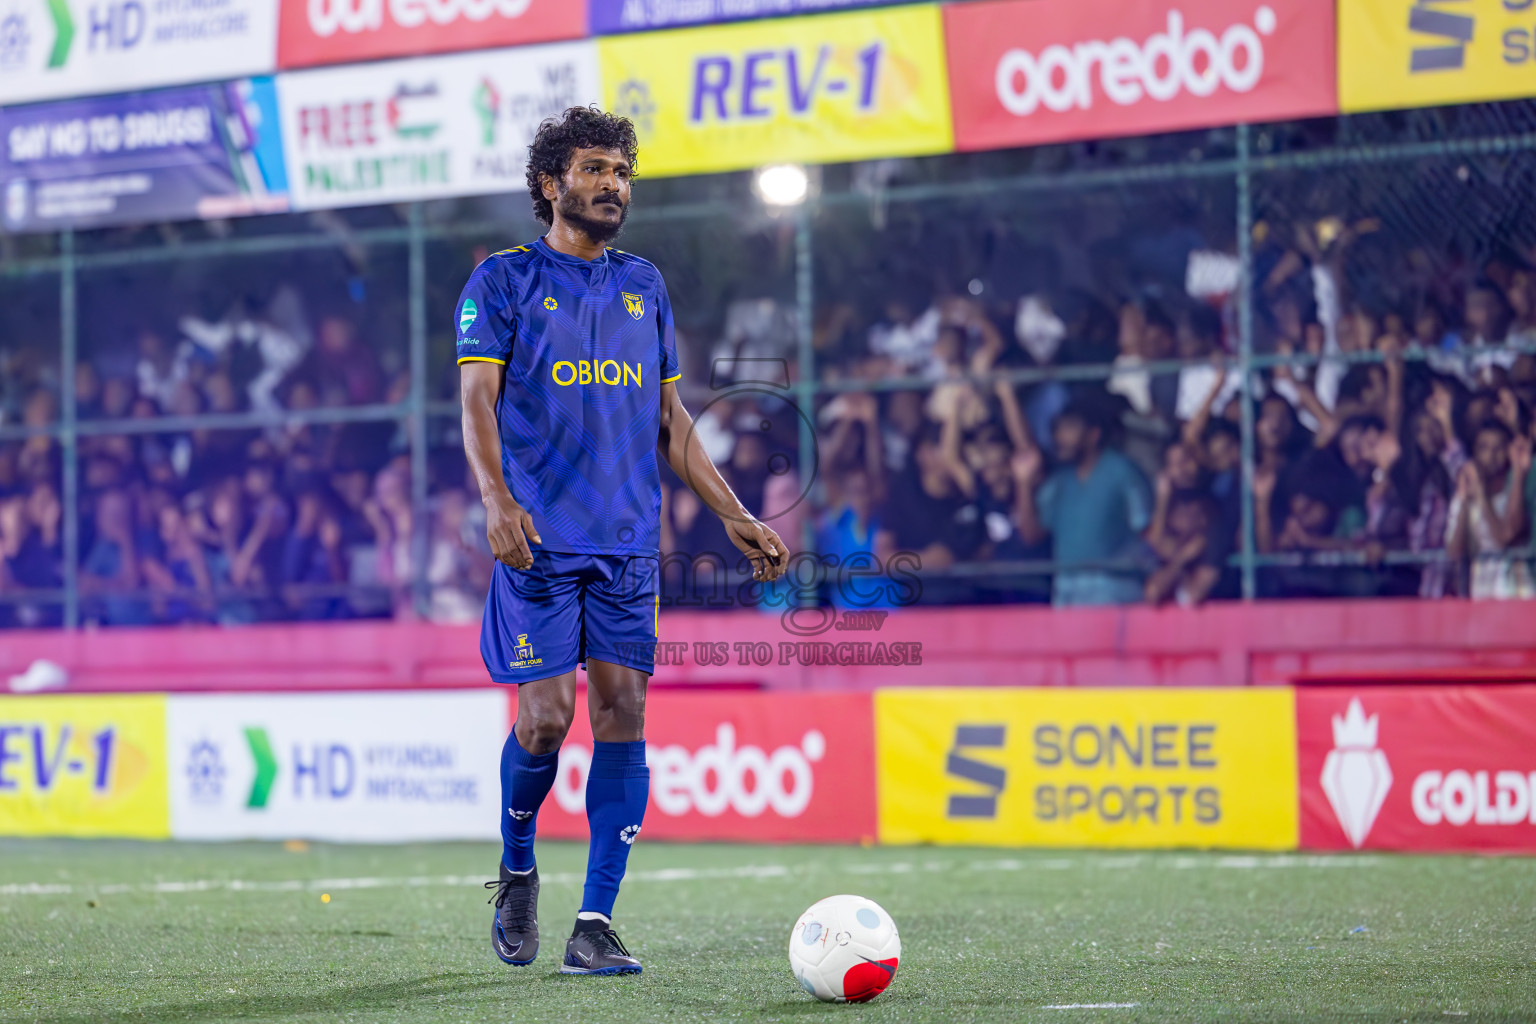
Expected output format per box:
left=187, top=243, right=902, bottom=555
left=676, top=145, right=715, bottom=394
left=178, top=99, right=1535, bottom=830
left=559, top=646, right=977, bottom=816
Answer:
left=622, top=292, right=645, bottom=320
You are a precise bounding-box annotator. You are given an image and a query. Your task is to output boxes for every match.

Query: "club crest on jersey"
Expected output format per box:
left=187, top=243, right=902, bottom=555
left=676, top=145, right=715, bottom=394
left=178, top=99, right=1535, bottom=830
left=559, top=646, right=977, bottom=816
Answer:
left=459, top=298, right=477, bottom=334
left=543, top=296, right=558, bottom=311
left=622, top=292, right=645, bottom=320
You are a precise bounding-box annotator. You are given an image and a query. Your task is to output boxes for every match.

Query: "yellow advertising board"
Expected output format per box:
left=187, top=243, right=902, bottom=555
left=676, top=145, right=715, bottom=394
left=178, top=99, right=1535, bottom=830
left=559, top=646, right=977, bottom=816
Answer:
left=1340, top=0, right=1536, bottom=112
left=876, top=688, right=1297, bottom=849
left=597, top=5, right=953, bottom=178
left=0, top=695, right=169, bottom=838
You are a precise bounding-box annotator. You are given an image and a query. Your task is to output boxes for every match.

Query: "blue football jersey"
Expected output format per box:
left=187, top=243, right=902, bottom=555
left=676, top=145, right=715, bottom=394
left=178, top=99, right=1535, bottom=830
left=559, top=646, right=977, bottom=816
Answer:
left=455, top=237, right=682, bottom=556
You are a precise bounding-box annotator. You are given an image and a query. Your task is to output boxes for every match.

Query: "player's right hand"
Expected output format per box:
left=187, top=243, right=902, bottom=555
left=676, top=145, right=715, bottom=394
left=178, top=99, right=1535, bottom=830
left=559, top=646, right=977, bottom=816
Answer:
left=485, top=492, right=541, bottom=570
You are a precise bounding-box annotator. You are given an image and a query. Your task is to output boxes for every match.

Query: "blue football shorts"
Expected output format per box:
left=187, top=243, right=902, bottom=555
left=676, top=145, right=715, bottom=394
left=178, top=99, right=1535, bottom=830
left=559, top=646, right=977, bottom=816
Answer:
left=480, top=550, right=660, bottom=684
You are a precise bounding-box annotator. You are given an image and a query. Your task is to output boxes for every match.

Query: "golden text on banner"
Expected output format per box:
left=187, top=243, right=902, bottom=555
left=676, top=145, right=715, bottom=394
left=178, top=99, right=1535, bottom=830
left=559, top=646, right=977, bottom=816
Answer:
left=1340, top=0, right=1536, bottom=112
left=597, top=5, right=953, bottom=178
left=876, top=688, right=1298, bottom=849
left=0, top=695, right=169, bottom=839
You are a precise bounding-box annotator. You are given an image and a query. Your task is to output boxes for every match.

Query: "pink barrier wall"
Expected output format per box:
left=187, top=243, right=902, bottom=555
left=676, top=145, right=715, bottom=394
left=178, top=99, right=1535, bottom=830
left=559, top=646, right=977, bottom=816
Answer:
left=3, top=598, right=1534, bottom=693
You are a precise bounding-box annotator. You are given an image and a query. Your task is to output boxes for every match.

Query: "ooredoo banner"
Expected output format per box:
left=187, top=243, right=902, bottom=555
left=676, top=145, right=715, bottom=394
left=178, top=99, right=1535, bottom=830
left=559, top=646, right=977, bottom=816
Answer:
left=597, top=4, right=952, bottom=177
left=0, top=695, right=169, bottom=839
left=1, top=79, right=288, bottom=233
left=1339, top=0, right=1536, bottom=113
left=530, top=691, right=877, bottom=843
left=0, top=0, right=278, bottom=106
left=1297, top=686, right=1536, bottom=852
left=276, top=40, right=600, bottom=210
left=166, top=691, right=506, bottom=841
left=943, top=0, right=1337, bottom=152
left=277, top=0, right=584, bottom=71
left=875, top=688, right=1298, bottom=849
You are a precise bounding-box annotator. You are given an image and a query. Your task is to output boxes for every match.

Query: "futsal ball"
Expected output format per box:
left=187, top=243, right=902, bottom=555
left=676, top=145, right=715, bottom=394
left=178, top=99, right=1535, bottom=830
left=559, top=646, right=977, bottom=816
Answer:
left=788, top=894, right=901, bottom=1003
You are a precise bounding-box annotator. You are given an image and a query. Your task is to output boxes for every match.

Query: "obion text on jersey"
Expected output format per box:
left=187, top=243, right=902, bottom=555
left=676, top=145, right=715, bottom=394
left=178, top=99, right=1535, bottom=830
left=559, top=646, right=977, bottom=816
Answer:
left=550, top=359, right=645, bottom=388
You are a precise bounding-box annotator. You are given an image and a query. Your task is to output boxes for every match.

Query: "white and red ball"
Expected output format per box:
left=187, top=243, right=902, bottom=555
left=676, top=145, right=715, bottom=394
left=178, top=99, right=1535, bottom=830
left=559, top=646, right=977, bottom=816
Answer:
left=788, top=894, right=901, bottom=1003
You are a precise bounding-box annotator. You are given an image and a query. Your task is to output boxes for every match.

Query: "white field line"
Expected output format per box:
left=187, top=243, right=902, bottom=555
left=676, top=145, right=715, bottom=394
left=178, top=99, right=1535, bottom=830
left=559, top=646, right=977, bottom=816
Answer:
left=0, top=852, right=1380, bottom=899
left=1044, top=1004, right=1139, bottom=1010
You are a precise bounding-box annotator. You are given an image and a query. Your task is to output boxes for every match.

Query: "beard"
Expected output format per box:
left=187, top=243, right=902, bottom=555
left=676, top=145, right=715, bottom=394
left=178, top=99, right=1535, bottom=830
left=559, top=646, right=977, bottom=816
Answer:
left=555, top=186, right=628, bottom=243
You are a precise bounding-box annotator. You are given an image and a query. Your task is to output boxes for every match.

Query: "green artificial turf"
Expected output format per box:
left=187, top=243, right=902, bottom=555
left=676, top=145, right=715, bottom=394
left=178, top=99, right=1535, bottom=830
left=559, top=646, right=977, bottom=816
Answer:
left=0, top=839, right=1532, bottom=1023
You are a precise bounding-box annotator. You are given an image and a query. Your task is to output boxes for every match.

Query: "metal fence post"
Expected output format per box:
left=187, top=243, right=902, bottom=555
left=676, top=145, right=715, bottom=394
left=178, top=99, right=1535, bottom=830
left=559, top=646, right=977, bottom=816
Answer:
left=408, top=203, right=430, bottom=619
left=60, top=229, right=80, bottom=628
left=794, top=200, right=816, bottom=558
left=1236, top=124, right=1257, bottom=601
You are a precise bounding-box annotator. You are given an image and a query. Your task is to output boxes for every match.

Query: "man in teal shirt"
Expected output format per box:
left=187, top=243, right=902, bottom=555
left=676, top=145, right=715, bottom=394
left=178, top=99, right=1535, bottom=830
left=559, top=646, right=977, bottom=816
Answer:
left=1016, top=399, right=1152, bottom=606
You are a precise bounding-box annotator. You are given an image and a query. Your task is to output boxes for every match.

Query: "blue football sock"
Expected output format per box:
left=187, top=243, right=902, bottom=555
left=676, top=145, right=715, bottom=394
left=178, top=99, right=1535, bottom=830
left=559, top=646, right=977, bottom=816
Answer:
left=580, top=740, right=649, bottom=919
left=500, top=729, right=560, bottom=873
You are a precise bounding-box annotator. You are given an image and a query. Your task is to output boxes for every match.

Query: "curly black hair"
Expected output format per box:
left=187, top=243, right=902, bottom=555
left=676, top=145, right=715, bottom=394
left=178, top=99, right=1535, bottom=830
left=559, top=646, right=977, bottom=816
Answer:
left=525, top=106, right=639, bottom=227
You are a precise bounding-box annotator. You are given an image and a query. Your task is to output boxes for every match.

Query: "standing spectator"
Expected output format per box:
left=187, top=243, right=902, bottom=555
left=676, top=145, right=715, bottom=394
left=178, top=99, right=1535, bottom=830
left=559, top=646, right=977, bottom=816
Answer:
left=814, top=467, right=895, bottom=609
left=81, top=489, right=152, bottom=625
left=1, top=479, right=63, bottom=627
left=427, top=488, right=491, bottom=623
left=1016, top=399, right=1152, bottom=607
left=1446, top=421, right=1533, bottom=598
left=17, top=390, right=58, bottom=483
left=882, top=425, right=983, bottom=571
left=867, top=297, right=941, bottom=375
left=143, top=501, right=213, bottom=623
left=1393, top=386, right=1467, bottom=597
left=880, top=389, right=926, bottom=477
left=1144, top=490, right=1222, bottom=607
left=298, top=316, right=383, bottom=406
left=283, top=489, right=351, bottom=620
left=364, top=456, right=415, bottom=616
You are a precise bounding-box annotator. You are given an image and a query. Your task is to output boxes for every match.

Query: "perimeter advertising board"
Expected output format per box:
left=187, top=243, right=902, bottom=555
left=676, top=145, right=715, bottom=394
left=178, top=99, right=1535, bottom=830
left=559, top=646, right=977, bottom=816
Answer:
left=166, top=691, right=505, bottom=841
left=0, top=695, right=169, bottom=838
left=0, top=0, right=278, bottom=105
left=876, top=688, right=1298, bottom=849
left=589, top=0, right=916, bottom=34
left=597, top=4, right=952, bottom=177
left=1339, top=0, right=1536, bottom=112
left=1298, top=686, right=1536, bottom=852
left=276, top=39, right=599, bottom=210
left=531, top=691, right=878, bottom=843
left=1, top=79, right=288, bottom=232
left=277, top=0, right=584, bottom=70
left=944, top=0, right=1337, bottom=152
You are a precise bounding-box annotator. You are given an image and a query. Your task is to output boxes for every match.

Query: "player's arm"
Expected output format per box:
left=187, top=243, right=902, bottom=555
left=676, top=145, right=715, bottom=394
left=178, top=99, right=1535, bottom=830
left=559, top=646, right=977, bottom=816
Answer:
left=657, top=380, right=787, bottom=582
left=461, top=361, right=541, bottom=570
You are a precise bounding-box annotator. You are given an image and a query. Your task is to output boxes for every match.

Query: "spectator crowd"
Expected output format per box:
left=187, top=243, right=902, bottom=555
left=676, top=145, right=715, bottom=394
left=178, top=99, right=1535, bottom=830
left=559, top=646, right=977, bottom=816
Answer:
left=3, top=208, right=1536, bottom=628
left=801, top=217, right=1536, bottom=608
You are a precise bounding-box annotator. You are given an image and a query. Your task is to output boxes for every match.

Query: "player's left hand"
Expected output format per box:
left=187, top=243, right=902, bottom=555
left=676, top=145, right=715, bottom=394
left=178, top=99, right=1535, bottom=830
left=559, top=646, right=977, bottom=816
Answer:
left=724, top=516, right=789, bottom=583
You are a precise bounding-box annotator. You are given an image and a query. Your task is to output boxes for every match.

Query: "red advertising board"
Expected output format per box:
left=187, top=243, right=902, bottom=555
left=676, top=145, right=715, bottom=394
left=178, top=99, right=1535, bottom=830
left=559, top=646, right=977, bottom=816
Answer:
left=278, top=0, right=586, bottom=70
left=518, top=691, right=877, bottom=843
left=944, top=0, right=1337, bottom=152
left=1297, top=686, right=1536, bottom=852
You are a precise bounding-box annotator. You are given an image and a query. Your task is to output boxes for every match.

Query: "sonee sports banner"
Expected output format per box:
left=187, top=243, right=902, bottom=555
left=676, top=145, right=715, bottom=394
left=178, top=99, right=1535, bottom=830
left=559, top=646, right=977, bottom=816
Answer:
left=875, top=687, right=1299, bottom=849
left=1338, top=0, right=1536, bottom=113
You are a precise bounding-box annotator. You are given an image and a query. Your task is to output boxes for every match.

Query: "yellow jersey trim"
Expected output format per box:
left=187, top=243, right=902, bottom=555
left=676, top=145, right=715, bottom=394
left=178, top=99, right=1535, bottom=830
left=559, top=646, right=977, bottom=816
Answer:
left=661, top=373, right=682, bottom=384
left=458, top=356, right=507, bottom=365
